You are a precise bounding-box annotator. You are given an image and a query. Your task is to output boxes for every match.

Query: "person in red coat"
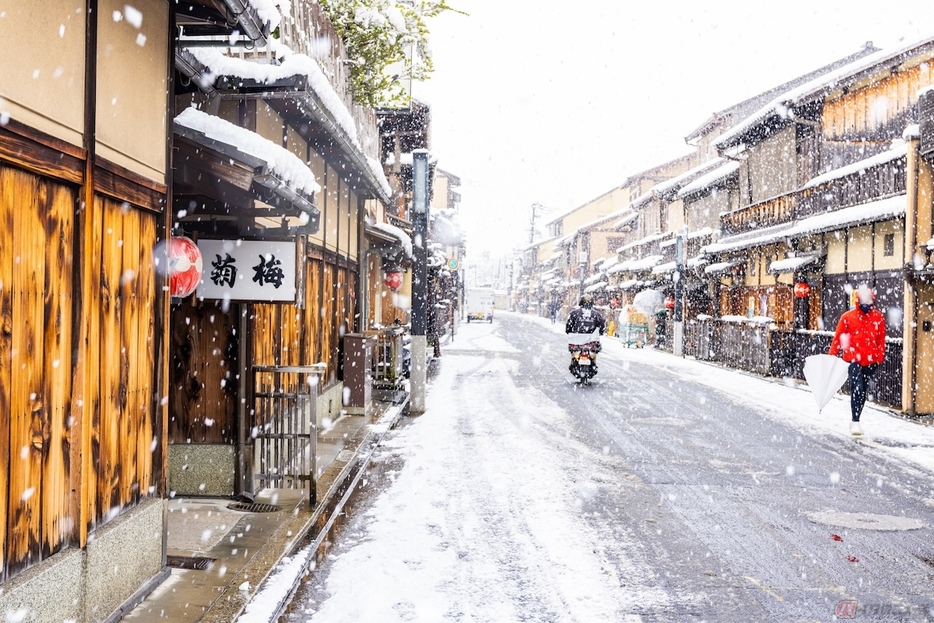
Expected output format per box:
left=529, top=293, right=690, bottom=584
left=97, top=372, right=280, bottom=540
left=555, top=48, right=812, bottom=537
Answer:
left=829, top=284, right=886, bottom=435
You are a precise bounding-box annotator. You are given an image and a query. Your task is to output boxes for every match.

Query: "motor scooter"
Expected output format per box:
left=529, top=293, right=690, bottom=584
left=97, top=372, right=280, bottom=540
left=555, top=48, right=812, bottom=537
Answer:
left=567, top=335, right=601, bottom=384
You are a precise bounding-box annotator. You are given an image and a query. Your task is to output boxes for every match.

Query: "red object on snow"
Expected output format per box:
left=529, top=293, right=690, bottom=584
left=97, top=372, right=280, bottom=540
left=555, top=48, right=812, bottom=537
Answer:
left=794, top=281, right=811, bottom=298
left=847, top=555, right=859, bottom=563
left=384, top=270, right=403, bottom=291
left=831, top=533, right=843, bottom=542
left=168, top=236, right=203, bottom=298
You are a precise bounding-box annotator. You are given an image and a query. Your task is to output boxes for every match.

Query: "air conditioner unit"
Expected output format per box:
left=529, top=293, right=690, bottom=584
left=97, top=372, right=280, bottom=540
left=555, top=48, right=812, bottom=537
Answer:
left=920, top=88, right=934, bottom=158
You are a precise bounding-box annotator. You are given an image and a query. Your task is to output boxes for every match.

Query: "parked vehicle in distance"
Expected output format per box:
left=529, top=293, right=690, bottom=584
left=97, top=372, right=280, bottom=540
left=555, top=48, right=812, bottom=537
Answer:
left=466, top=287, right=495, bottom=323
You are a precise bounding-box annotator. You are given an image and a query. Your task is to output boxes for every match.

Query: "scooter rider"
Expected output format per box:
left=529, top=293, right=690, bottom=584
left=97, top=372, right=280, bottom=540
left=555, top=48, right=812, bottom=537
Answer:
left=566, top=294, right=607, bottom=335
left=566, top=295, right=607, bottom=377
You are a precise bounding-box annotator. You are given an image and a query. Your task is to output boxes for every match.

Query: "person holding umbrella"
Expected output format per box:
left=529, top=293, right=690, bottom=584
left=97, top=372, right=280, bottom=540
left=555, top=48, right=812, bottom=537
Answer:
left=828, top=284, right=886, bottom=436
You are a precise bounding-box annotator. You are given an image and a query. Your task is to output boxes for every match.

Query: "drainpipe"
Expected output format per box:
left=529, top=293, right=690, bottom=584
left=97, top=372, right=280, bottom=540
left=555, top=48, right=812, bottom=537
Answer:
left=902, top=137, right=920, bottom=416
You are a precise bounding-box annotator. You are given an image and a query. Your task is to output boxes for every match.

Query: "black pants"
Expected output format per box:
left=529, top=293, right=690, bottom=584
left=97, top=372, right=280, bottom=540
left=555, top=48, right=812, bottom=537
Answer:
left=848, top=362, right=879, bottom=422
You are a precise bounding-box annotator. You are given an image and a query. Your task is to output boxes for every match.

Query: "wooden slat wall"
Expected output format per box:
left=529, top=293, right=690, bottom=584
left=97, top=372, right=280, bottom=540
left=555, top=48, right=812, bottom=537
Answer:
left=0, top=168, right=12, bottom=572
left=823, top=63, right=934, bottom=139
left=89, top=196, right=158, bottom=526
left=168, top=298, right=238, bottom=444
left=304, top=259, right=322, bottom=366
left=0, top=166, right=77, bottom=577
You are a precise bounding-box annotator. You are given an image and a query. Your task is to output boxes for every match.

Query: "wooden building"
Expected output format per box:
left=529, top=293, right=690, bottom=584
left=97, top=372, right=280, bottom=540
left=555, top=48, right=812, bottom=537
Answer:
left=0, top=0, right=171, bottom=618
left=0, top=0, right=409, bottom=619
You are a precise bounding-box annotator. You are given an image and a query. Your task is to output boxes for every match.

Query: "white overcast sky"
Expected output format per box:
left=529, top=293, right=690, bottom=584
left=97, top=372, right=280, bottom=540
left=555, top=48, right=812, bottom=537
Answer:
left=413, top=0, right=930, bottom=257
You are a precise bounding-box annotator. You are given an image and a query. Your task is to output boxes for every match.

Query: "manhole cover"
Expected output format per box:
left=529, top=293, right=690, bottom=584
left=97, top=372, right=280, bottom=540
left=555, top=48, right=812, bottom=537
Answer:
left=227, top=502, right=282, bottom=513
left=166, top=555, right=216, bottom=570
left=806, top=510, right=925, bottom=531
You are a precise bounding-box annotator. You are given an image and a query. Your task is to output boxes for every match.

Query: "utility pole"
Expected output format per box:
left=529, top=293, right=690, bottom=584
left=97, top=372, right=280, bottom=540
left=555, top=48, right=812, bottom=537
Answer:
left=673, top=226, right=687, bottom=357
left=410, top=149, right=429, bottom=414
left=529, top=202, right=542, bottom=244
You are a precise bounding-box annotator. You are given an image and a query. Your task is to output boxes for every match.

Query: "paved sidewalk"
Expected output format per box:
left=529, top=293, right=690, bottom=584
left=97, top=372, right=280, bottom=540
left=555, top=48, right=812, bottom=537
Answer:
left=120, top=396, right=407, bottom=623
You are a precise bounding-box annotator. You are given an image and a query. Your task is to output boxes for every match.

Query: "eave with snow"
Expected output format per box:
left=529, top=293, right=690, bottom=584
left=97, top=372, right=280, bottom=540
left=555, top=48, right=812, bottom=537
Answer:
left=174, top=107, right=321, bottom=232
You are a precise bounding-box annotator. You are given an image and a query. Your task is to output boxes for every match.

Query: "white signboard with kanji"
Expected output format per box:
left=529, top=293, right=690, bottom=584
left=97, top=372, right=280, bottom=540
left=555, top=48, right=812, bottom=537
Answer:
left=196, top=239, right=297, bottom=302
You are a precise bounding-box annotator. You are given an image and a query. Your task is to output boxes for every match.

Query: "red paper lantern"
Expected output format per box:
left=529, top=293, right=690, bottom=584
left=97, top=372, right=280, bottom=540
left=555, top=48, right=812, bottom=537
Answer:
left=168, top=236, right=203, bottom=298
left=794, top=281, right=811, bottom=298
left=665, top=296, right=675, bottom=310
left=384, top=271, right=403, bottom=291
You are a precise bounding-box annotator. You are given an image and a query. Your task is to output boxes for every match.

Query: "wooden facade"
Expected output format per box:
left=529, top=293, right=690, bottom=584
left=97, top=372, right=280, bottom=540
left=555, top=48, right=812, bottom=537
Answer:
left=0, top=120, right=166, bottom=581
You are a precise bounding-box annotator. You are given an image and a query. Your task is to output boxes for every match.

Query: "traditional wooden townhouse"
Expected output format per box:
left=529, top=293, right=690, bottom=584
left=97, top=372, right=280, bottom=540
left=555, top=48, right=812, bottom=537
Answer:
left=0, top=0, right=172, bottom=618
left=0, top=0, right=419, bottom=619
left=699, top=36, right=934, bottom=409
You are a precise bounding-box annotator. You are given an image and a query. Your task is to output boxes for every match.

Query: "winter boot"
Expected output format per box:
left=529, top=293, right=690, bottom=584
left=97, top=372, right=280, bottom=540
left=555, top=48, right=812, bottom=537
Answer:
left=850, top=421, right=863, bottom=436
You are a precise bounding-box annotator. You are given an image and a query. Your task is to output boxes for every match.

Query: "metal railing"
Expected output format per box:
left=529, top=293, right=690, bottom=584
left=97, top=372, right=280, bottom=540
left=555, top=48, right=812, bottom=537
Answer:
left=251, top=364, right=326, bottom=506
left=371, top=327, right=406, bottom=388
left=683, top=319, right=903, bottom=408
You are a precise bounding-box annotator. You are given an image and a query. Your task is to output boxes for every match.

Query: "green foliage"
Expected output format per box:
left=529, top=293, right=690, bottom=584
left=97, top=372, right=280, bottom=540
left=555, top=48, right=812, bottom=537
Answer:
left=319, top=0, right=460, bottom=108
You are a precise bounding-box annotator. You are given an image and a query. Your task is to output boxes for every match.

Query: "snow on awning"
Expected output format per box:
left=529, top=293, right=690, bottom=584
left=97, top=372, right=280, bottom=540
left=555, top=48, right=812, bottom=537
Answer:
left=174, top=107, right=320, bottom=226
left=613, top=211, right=639, bottom=229
left=652, top=261, right=677, bottom=275
left=619, top=279, right=640, bottom=290
left=368, top=221, right=413, bottom=259
left=705, top=259, right=744, bottom=275
left=678, top=161, right=741, bottom=198
left=802, top=144, right=907, bottom=190
left=705, top=194, right=906, bottom=254
left=584, top=273, right=605, bottom=285
left=584, top=281, right=608, bottom=293
left=768, top=253, right=822, bottom=274
left=627, top=255, right=664, bottom=272
left=184, top=48, right=392, bottom=203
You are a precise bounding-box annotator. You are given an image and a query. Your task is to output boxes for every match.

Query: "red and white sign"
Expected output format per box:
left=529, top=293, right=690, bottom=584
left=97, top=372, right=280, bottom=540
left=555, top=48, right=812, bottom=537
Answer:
left=794, top=282, right=811, bottom=298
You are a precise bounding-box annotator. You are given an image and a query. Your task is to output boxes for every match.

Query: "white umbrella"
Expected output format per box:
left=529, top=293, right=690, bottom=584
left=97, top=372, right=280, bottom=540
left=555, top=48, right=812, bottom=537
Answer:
left=632, top=289, right=665, bottom=315
left=803, top=354, right=850, bottom=412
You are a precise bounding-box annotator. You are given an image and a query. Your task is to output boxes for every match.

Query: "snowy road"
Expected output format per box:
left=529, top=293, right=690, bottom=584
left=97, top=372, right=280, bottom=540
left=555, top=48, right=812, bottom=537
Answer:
left=284, top=313, right=934, bottom=623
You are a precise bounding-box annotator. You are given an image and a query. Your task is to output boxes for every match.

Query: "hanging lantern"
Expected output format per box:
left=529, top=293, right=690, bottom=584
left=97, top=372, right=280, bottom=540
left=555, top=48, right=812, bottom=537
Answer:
left=167, top=236, right=203, bottom=298
left=794, top=281, right=811, bottom=298
left=665, top=296, right=675, bottom=310
left=384, top=270, right=403, bottom=291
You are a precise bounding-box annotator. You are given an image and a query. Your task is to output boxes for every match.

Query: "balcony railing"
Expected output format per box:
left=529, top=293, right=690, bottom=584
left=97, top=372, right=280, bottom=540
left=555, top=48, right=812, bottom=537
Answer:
left=721, top=156, right=908, bottom=236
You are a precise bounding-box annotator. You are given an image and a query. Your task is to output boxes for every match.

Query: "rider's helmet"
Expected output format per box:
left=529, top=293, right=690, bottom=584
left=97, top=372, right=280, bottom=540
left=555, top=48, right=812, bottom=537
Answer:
left=579, top=294, right=594, bottom=308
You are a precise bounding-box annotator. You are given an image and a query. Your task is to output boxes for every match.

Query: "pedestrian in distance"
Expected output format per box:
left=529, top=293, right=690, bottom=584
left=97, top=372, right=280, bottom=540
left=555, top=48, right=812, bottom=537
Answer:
left=828, top=284, right=886, bottom=436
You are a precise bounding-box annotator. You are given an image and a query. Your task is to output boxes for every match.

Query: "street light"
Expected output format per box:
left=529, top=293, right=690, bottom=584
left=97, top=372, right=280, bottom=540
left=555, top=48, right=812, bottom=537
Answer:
left=410, top=149, right=429, bottom=414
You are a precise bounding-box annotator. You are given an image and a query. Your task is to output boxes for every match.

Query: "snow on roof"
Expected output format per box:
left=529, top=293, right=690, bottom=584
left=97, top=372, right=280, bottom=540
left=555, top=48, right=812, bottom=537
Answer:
left=627, top=255, right=664, bottom=272
left=601, top=256, right=619, bottom=270
left=584, top=273, right=604, bottom=285
left=366, top=155, right=392, bottom=198
left=678, top=161, right=741, bottom=198
left=371, top=221, right=413, bottom=259
left=652, top=261, right=677, bottom=275
left=247, top=0, right=284, bottom=31
left=583, top=280, right=608, bottom=293
left=704, top=259, right=744, bottom=275
left=613, top=211, right=639, bottom=229
left=716, top=36, right=934, bottom=150
left=618, top=278, right=639, bottom=290
left=174, top=107, right=321, bottom=196
left=652, top=158, right=726, bottom=197
left=186, top=47, right=360, bottom=150
left=618, top=231, right=672, bottom=253
left=705, top=193, right=906, bottom=254
left=768, top=253, right=822, bottom=274
left=802, top=143, right=907, bottom=190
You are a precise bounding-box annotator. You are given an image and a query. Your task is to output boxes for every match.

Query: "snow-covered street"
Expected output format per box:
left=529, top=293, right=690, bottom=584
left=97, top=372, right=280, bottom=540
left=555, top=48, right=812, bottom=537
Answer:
left=284, top=313, right=934, bottom=623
